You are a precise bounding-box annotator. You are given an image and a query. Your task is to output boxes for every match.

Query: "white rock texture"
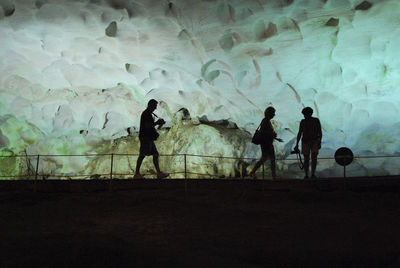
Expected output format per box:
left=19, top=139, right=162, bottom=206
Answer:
left=0, top=0, right=399, bottom=178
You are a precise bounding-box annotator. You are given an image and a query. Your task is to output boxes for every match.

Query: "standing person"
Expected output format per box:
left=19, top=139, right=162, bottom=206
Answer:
left=134, top=99, right=169, bottom=179
left=249, top=106, right=283, bottom=179
left=294, top=107, right=322, bottom=179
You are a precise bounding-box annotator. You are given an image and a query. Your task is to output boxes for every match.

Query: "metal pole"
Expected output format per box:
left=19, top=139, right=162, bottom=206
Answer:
left=262, top=162, right=265, bottom=180
left=34, top=154, right=40, bottom=192
left=109, top=153, right=114, bottom=191
left=184, top=154, right=187, bottom=194
left=262, top=162, right=265, bottom=192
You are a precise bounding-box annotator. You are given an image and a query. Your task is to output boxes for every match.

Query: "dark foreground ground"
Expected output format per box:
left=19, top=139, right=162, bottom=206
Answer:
left=0, top=177, right=400, bottom=268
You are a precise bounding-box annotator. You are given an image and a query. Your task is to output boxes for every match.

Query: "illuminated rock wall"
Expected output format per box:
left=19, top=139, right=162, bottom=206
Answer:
left=0, top=0, right=399, bottom=178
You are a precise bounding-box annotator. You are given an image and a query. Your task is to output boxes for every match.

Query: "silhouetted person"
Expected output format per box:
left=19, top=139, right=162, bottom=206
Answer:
left=249, top=107, right=283, bottom=179
left=294, top=107, right=322, bottom=179
left=134, top=99, right=169, bottom=179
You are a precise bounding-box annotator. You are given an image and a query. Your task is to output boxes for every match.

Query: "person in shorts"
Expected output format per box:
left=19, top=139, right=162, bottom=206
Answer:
left=294, top=107, right=322, bottom=179
left=134, top=99, right=169, bottom=179
left=249, top=107, right=283, bottom=179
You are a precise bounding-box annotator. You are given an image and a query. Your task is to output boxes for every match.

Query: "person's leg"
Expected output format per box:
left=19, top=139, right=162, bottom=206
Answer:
left=310, top=140, right=319, bottom=178
left=151, top=142, right=162, bottom=173
left=250, top=146, right=268, bottom=177
left=269, top=146, right=276, bottom=178
left=154, top=154, right=169, bottom=178
left=150, top=143, right=169, bottom=178
left=153, top=153, right=160, bottom=173
left=135, top=154, right=145, bottom=175
left=301, top=141, right=310, bottom=179
left=303, top=154, right=310, bottom=178
left=135, top=138, right=149, bottom=178
left=250, top=155, right=267, bottom=175
left=311, top=152, right=318, bottom=177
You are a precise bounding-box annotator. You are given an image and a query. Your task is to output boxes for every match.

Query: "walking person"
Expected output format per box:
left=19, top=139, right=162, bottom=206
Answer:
left=293, top=107, right=322, bottom=179
left=134, top=99, right=169, bottom=179
left=249, top=106, right=283, bottom=179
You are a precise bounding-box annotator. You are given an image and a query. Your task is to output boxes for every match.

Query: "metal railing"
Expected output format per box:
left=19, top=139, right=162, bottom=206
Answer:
left=1, top=153, right=400, bottom=181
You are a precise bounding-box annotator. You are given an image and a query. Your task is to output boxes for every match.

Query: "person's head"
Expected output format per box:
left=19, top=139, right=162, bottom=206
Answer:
left=302, top=107, right=313, bottom=118
left=147, top=99, right=158, bottom=112
left=264, top=106, right=276, bottom=119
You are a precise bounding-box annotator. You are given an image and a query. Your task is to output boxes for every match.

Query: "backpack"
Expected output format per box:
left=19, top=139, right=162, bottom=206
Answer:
left=251, top=123, right=263, bottom=145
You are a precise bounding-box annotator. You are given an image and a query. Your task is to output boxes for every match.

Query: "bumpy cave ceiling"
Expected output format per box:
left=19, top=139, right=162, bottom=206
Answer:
left=0, top=0, right=399, bottom=177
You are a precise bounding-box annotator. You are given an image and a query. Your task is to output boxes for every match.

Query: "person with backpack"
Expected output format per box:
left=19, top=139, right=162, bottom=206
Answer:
left=249, top=106, right=283, bottom=179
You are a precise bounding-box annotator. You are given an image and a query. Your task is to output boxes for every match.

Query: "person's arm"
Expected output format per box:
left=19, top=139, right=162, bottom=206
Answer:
left=155, top=118, right=165, bottom=126
left=295, top=121, right=303, bottom=149
left=273, top=126, right=283, bottom=142
left=317, top=118, right=322, bottom=148
left=143, top=112, right=157, bottom=129
left=263, top=119, right=283, bottom=142
left=317, top=118, right=322, bottom=139
left=259, top=118, right=267, bottom=133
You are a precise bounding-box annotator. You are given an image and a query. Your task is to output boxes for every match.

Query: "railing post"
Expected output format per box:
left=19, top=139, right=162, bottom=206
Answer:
left=109, top=153, right=114, bottom=191
left=34, top=154, right=40, bottom=192
left=262, top=161, right=265, bottom=180
left=184, top=154, right=187, bottom=194
left=262, top=161, right=265, bottom=193
left=343, top=165, right=347, bottom=190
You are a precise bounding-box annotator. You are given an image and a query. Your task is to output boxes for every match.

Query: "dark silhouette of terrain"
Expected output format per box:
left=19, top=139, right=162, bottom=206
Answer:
left=0, top=178, right=399, bottom=267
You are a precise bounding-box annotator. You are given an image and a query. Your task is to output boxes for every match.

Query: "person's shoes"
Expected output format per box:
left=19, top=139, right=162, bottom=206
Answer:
left=133, top=173, right=145, bottom=179
left=249, top=172, right=257, bottom=179
left=304, top=175, right=309, bottom=179
left=311, top=174, right=317, bottom=179
left=157, top=172, right=169, bottom=179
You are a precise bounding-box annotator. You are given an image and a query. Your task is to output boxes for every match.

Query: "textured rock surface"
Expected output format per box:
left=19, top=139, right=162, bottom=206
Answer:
left=0, top=0, right=399, bottom=178
left=83, top=114, right=256, bottom=179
